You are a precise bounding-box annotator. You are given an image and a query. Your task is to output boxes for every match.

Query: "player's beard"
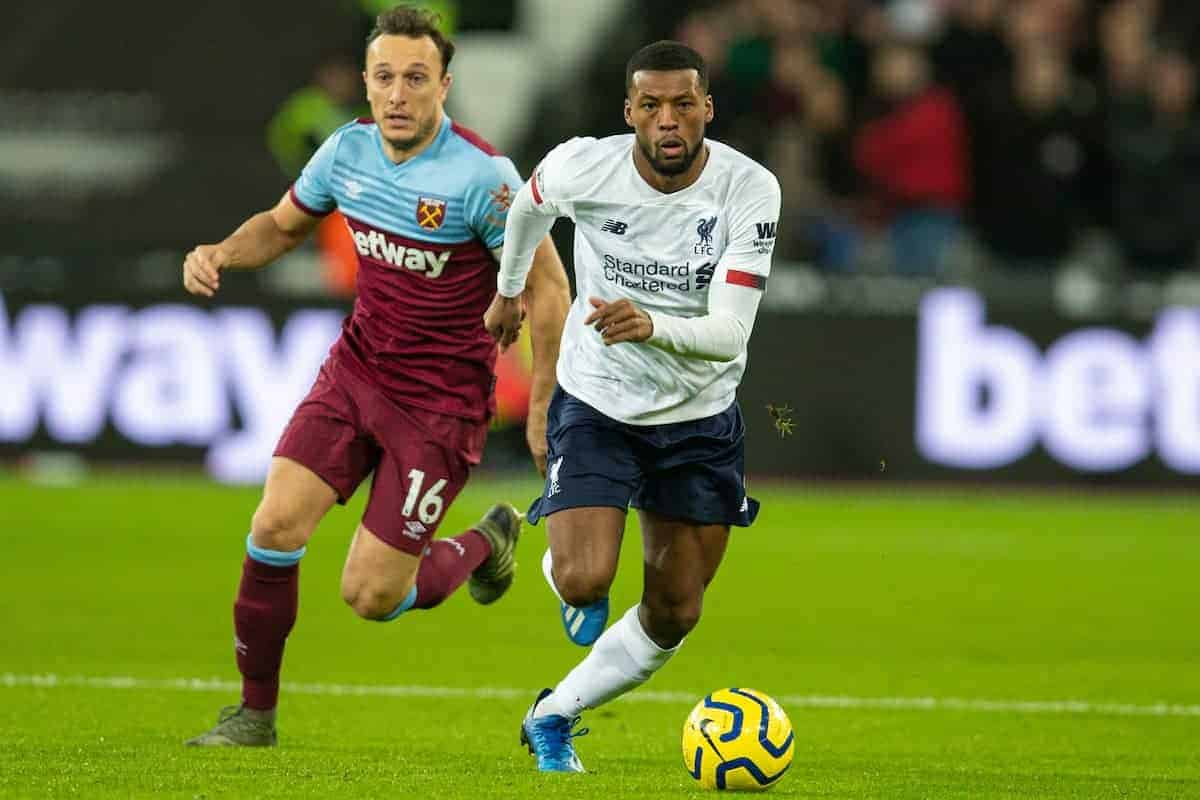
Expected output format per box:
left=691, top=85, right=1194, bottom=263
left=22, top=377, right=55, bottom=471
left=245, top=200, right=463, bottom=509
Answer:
left=384, top=113, right=438, bottom=154
left=640, top=136, right=702, bottom=176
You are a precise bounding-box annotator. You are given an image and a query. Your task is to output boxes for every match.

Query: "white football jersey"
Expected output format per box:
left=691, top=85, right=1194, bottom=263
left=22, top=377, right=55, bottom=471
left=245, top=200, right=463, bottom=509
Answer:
left=529, top=134, right=781, bottom=424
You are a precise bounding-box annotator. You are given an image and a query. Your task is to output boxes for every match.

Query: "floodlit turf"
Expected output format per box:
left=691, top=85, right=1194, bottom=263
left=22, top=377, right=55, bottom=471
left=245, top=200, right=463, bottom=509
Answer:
left=1, top=471, right=1198, bottom=798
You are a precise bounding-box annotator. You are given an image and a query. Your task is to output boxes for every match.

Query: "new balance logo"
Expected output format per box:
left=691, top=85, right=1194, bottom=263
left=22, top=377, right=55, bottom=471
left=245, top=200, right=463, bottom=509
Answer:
left=695, top=261, right=716, bottom=290
left=234, top=636, right=248, bottom=656
left=601, top=219, right=628, bottom=235
left=402, top=520, right=428, bottom=540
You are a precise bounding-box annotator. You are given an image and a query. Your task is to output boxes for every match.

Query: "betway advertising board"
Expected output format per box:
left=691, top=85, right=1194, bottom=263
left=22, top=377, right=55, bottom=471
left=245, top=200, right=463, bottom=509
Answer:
left=1, top=289, right=1196, bottom=484
left=0, top=291, right=344, bottom=483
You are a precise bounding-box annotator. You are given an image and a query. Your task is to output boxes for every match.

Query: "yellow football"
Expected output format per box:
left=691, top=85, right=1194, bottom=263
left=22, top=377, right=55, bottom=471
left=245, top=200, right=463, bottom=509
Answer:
left=681, top=688, right=794, bottom=791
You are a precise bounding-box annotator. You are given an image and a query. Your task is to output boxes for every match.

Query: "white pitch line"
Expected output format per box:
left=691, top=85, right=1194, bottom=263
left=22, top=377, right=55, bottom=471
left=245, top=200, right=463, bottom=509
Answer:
left=2, top=673, right=1198, bottom=718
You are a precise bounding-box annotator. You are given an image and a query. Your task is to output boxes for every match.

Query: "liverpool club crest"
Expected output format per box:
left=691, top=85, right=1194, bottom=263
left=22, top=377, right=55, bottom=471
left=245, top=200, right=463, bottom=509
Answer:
left=416, top=196, right=447, bottom=231
left=694, top=215, right=718, bottom=255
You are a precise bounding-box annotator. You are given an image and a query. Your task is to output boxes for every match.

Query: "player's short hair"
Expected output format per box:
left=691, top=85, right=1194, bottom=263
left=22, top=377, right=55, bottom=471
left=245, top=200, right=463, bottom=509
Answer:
left=625, top=41, right=709, bottom=93
left=367, top=5, right=455, bottom=75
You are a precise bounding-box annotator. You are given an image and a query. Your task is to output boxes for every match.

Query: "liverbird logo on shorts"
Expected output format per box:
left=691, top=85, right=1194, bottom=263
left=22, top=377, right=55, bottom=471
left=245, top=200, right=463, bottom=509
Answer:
left=548, top=456, right=564, bottom=497
left=416, top=196, right=447, bottom=231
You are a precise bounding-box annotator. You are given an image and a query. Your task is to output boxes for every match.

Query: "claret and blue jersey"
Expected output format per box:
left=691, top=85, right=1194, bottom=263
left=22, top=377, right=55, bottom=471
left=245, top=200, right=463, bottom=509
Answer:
left=290, top=115, right=523, bottom=421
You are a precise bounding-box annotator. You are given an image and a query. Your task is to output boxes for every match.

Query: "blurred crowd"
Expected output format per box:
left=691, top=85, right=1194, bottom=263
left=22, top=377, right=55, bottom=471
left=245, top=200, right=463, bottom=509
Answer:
left=674, top=0, right=1200, bottom=277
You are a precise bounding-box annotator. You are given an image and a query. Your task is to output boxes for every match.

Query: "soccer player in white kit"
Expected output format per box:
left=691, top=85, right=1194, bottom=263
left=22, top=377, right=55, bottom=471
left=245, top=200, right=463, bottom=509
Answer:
left=483, top=40, right=781, bottom=773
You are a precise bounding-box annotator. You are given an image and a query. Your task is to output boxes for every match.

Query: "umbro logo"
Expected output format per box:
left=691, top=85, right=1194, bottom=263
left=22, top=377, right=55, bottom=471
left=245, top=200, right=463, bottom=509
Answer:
left=601, top=219, right=628, bottom=235
left=402, top=520, right=428, bottom=540
left=343, top=178, right=365, bottom=199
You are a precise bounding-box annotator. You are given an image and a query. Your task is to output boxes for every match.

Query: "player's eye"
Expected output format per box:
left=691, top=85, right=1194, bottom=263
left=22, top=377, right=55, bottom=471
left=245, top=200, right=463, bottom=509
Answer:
left=407, top=74, right=428, bottom=86
left=679, top=102, right=694, bottom=110
left=641, top=102, right=656, bottom=110
left=375, top=73, right=392, bottom=83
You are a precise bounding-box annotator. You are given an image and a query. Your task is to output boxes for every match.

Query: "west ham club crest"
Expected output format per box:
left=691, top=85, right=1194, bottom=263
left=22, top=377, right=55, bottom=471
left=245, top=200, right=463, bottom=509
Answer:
left=417, top=196, right=447, bottom=231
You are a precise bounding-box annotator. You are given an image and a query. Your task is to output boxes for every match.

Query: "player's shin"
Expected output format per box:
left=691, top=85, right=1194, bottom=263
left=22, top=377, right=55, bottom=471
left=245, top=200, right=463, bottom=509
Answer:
left=234, top=534, right=304, bottom=712
left=535, top=604, right=678, bottom=718
left=410, top=531, right=491, bottom=609
left=379, top=503, right=520, bottom=618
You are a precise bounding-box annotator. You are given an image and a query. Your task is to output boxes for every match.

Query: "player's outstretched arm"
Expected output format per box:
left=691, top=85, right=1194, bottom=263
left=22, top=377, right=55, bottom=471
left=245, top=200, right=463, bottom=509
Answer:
left=486, top=181, right=557, bottom=344
left=182, top=192, right=322, bottom=298
left=522, top=235, right=571, bottom=476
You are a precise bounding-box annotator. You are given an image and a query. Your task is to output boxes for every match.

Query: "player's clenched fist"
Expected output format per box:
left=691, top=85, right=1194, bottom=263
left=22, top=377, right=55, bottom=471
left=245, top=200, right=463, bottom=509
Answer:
left=584, top=297, right=653, bottom=346
left=182, top=245, right=228, bottom=298
left=483, top=292, right=525, bottom=351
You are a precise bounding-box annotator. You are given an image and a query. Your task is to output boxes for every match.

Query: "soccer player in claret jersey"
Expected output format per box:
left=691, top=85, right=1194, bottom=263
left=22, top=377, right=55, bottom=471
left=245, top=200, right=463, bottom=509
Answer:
left=183, top=6, right=570, bottom=746
left=483, top=40, right=782, bottom=772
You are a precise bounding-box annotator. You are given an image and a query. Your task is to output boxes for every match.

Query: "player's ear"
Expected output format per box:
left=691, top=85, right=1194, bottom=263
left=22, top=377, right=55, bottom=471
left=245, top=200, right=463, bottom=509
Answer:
left=440, top=71, right=453, bottom=101
left=624, top=97, right=633, bottom=128
left=705, top=94, right=714, bottom=124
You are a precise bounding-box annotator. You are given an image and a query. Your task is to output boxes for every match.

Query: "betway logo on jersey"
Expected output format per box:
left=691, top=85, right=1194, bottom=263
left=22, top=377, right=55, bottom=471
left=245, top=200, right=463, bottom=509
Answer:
left=602, top=254, right=695, bottom=292
left=347, top=223, right=450, bottom=278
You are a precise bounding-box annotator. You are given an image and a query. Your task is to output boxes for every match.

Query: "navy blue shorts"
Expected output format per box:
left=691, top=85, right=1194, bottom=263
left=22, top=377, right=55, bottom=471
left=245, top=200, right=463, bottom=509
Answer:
left=527, top=386, right=760, bottom=527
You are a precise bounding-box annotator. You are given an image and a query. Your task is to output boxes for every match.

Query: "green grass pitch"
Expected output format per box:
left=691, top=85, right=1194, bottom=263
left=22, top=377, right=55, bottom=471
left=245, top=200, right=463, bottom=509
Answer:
left=1, top=472, right=1198, bottom=798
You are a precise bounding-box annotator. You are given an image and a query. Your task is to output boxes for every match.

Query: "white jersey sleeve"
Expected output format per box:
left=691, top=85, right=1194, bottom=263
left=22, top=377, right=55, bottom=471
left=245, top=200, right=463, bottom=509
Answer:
left=645, top=169, right=781, bottom=361
left=495, top=182, right=552, bottom=297
left=495, top=137, right=597, bottom=297
left=529, top=137, right=600, bottom=217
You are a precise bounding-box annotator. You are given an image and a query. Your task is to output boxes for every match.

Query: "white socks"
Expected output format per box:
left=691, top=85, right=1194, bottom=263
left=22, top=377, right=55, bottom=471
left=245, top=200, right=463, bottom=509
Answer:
left=542, top=548, right=564, bottom=603
left=535, top=604, right=679, bottom=719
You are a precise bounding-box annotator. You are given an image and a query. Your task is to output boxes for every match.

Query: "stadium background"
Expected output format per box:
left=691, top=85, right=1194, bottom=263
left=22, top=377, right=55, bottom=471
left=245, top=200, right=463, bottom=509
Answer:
left=4, top=0, right=1200, bottom=486
left=1, top=2, right=1198, bottom=798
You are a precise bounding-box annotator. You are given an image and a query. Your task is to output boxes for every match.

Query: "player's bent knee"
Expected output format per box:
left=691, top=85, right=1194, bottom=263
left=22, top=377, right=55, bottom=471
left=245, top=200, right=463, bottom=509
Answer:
left=351, top=596, right=394, bottom=621
left=344, top=587, right=398, bottom=620
left=250, top=503, right=312, bottom=553
left=341, top=576, right=416, bottom=621
left=643, top=596, right=703, bottom=645
left=554, top=564, right=613, bottom=608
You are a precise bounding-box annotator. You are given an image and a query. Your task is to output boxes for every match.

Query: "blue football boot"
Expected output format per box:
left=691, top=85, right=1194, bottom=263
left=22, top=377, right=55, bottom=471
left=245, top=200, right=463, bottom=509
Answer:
left=542, top=549, right=608, bottom=646
left=520, top=688, right=589, bottom=773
